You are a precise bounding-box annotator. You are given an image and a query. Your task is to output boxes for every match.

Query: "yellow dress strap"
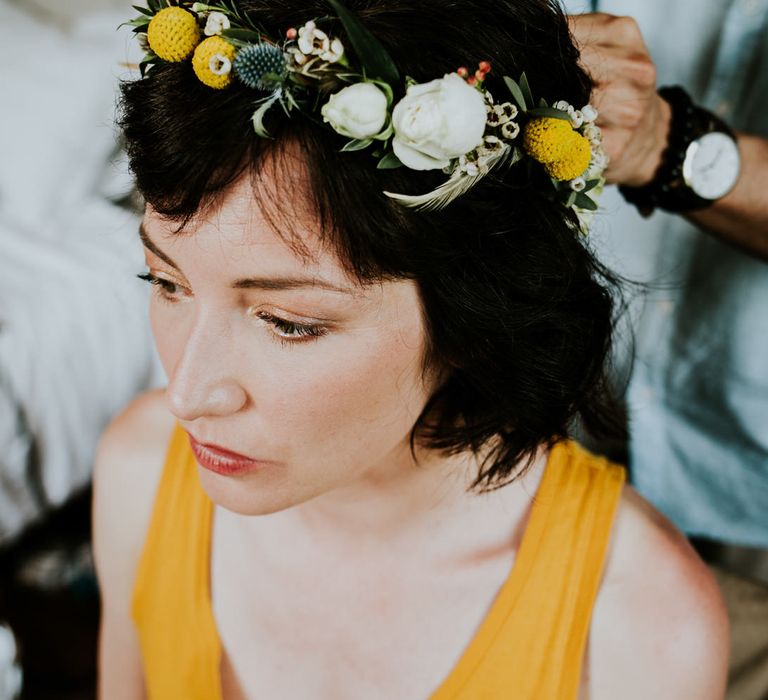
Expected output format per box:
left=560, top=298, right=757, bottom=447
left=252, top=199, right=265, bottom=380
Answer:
left=131, top=423, right=222, bottom=700
left=432, top=440, right=626, bottom=699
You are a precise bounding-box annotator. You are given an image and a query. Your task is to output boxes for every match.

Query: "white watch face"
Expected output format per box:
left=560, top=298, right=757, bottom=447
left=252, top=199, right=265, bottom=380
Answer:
left=683, top=131, right=741, bottom=200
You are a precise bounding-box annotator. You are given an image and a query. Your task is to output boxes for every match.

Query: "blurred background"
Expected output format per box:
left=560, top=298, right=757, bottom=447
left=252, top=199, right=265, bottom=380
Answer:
left=0, top=0, right=162, bottom=696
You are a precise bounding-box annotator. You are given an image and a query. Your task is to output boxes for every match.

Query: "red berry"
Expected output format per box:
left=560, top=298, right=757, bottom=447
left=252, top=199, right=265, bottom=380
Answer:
left=286, top=27, right=298, bottom=40
left=467, top=76, right=477, bottom=86
left=475, top=69, right=486, bottom=82
left=479, top=61, right=491, bottom=73
left=457, top=67, right=469, bottom=78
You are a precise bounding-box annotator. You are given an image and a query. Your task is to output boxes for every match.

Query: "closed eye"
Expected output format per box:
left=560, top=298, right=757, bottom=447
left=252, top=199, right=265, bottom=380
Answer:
left=251, top=310, right=329, bottom=345
left=138, top=272, right=187, bottom=302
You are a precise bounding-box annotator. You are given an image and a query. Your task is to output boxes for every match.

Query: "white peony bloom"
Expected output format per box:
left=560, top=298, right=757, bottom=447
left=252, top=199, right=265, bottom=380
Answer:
left=204, top=11, right=231, bottom=36
left=581, top=104, right=598, bottom=123
left=321, top=83, right=389, bottom=140
left=391, top=73, right=487, bottom=171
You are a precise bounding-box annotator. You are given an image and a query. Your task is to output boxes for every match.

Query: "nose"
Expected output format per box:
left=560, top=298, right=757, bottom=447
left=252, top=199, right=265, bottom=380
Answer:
left=165, top=310, right=248, bottom=422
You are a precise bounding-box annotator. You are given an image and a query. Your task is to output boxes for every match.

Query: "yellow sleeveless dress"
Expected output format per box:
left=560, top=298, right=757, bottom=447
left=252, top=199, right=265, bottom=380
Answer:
left=132, top=426, right=625, bottom=699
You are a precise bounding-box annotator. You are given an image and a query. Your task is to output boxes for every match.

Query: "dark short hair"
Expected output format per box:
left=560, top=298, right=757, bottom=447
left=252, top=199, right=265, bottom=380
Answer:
left=120, top=0, right=623, bottom=489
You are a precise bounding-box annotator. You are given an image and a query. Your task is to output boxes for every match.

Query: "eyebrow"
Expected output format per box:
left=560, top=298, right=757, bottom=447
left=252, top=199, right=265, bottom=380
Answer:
left=139, top=222, right=361, bottom=296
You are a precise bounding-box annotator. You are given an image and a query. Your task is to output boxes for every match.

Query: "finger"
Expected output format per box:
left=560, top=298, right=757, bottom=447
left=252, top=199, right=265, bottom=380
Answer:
left=568, top=12, right=649, bottom=51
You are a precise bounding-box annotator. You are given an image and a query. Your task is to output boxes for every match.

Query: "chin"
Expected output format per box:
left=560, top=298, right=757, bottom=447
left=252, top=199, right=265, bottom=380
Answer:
left=196, top=465, right=316, bottom=516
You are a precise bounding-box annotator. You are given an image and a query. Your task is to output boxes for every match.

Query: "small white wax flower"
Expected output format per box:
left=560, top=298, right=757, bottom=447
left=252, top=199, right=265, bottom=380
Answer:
left=492, top=102, right=518, bottom=125
left=585, top=148, right=610, bottom=179
left=570, top=110, right=584, bottom=129
left=581, top=104, right=598, bottom=123
left=298, top=21, right=331, bottom=57
left=287, top=47, right=309, bottom=66
left=321, top=82, right=389, bottom=140
left=209, top=54, right=232, bottom=76
left=204, top=11, right=231, bottom=36
left=583, top=123, right=602, bottom=144
left=554, top=100, right=572, bottom=112
left=501, top=120, right=520, bottom=140
left=570, top=176, right=587, bottom=192
left=392, top=73, right=487, bottom=170
left=319, top=38, right=345, bottom=63
left=484, top=135, right=502, bottom=146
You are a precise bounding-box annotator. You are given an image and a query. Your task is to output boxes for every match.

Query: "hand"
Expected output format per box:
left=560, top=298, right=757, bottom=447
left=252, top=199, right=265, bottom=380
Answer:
left=568, top=13, right=672, bottom=187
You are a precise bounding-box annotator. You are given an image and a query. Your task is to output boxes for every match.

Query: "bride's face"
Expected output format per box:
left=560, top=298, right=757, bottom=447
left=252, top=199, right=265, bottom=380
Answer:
left=141, top=174, right=439, bottom=515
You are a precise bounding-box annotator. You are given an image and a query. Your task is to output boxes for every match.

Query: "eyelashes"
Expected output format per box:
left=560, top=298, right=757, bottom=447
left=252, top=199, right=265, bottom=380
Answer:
left=137, top=272, right=181, bottom=301
left=137, top=272, right=329, bottom=346
left=249, top=310, right=329, bottom=344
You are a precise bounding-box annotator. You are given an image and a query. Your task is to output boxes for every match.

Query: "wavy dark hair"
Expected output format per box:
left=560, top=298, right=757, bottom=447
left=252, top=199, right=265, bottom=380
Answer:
left=120, top=0, right=624, bottom=489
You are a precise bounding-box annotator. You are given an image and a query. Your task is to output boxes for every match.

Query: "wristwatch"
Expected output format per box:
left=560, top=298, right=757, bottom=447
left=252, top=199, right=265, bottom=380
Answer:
left=619, top=86, right=741, bottom=217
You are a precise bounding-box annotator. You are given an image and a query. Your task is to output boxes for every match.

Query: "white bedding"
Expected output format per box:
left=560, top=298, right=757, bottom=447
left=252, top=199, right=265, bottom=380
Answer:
left=0, top=0, right=162, bottom=543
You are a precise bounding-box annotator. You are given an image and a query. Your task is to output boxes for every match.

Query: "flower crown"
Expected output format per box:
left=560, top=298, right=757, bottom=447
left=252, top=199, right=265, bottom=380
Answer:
left=126, top=0, right=608, bottom=229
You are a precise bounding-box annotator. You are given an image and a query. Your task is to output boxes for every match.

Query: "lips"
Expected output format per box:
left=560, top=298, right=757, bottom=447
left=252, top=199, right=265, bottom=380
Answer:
left=187, top=434, right=270, bottom=476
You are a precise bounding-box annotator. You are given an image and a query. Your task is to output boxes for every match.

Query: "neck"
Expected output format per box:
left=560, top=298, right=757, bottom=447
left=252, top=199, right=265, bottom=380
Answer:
left=285, top=441, right=549, bottom=558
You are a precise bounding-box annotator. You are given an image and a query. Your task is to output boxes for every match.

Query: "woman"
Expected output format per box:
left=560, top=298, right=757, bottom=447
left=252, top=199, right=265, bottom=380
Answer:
left=93, top=0, right=728, bottom=697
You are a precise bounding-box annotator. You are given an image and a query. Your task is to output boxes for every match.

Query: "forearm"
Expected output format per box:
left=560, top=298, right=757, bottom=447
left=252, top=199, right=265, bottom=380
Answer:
left=687, top=132, right=768, bottom=261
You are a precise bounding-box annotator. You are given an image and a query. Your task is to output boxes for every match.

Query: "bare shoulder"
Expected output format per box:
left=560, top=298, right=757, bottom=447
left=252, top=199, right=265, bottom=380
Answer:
left=92, top=388, right=176, bottom=604
left=585, top=485, right=729, bottom=700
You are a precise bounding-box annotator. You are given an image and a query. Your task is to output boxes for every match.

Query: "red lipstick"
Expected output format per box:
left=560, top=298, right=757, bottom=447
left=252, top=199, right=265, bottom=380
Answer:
left=187, top=434, right=270, bottom=476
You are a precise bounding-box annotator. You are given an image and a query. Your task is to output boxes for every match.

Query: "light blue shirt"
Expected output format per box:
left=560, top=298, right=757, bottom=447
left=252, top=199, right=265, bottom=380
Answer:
left=562, top=0, right=768, bottom=546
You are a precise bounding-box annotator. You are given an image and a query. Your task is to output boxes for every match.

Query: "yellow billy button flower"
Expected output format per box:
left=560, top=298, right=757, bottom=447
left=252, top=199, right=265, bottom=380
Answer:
left=147, top=7, right=201, bottom=62
left=523, top=117, right=592, bottom=181
left=192, top=36, right=237, bottom=89
left=543, top=133, right=592, bottom=181
left=523, top=117, right=576, bottom=164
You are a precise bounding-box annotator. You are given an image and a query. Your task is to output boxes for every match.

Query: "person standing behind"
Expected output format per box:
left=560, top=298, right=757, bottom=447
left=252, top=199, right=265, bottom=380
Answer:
left=565, top=2, right=768, bottom=698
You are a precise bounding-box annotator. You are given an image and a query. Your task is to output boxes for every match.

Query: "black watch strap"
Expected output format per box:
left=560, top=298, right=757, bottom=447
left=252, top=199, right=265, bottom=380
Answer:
left=619, top=86, right=736, bottom=217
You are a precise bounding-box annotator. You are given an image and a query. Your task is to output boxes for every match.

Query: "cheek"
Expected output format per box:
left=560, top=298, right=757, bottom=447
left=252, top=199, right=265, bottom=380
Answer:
left=266, top=322, right=430, bottom=452
left=149, top=301, right=188, bottom=377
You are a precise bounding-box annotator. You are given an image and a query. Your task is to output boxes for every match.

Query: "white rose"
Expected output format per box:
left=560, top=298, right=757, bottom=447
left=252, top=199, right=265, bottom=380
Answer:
left=321, top=83, right=389, bottom=140
left=391, top=73, right=487, bottom=171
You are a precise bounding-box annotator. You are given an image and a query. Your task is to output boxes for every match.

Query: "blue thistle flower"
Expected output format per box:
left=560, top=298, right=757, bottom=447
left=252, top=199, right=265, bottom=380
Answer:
left=234, top=44, right=288, bottom=91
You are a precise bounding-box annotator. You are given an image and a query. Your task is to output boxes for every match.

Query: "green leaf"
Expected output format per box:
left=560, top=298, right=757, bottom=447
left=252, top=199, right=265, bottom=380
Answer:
left=526, top=107, right=571, bottom=121
left=369, top=79, right=394, bottom=107
left=326, top=0, right=400, bottom=86
left=584, top=178, right=601, bottom=193
left=574, top=192, right=599, bottom=211
left=503, top=76, right=528, bottom=112
left=340, top=138, right=374, bottom=152
left=519, top=73, right=534, bottom=111
left=221, top=28, right=263, bottom=42
left=125, top=17, right=151, bottom=27
left=147, top=0, right=160, bottom=12
left=132, top=4, right=154, bottom=16
left=377, top=152, right=403, bottom=169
